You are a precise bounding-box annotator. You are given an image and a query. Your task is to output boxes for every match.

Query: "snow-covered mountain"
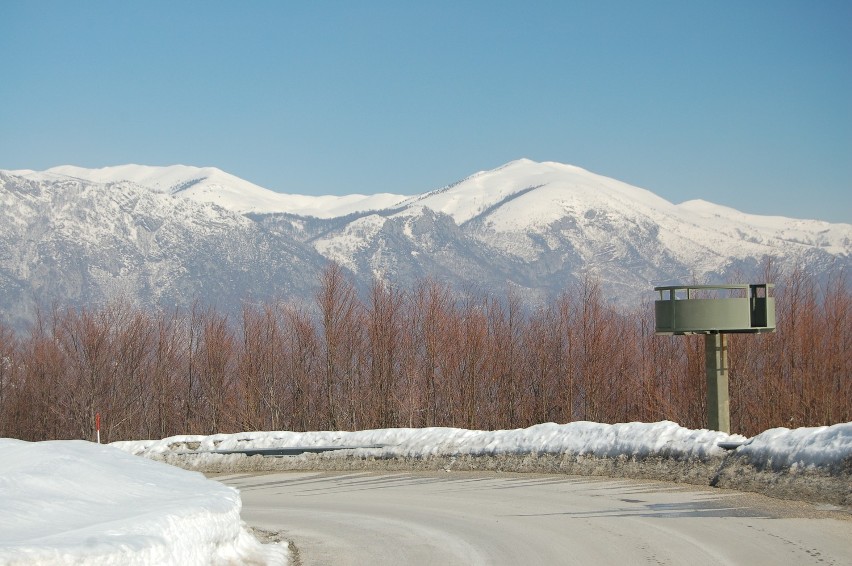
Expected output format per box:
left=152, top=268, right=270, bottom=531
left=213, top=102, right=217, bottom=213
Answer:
left=0, top=168, right=324, bottom=328
left=12, top=164, right=408, bottom=217
left=1, top=160, right=849, bottom=329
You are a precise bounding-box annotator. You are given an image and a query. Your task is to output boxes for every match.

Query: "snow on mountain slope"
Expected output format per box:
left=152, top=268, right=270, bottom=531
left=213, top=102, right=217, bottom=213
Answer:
left=399, top=159, right=675, bottom=228
left=676, top=199, right=850, bottom=254
left=397, top=159, right=849, bottom=257
left=0, top=170, right=324, bottom=329
left=1, top=159, right=849, bottom=330
left=12, top=164, right=408, bottom=218
left=310, top=159, right=850, bottom=287
left=327, top=164, right=848, bottom=307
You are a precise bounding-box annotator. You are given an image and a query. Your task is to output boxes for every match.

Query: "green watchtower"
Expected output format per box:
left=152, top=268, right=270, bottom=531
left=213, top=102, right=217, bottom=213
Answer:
left=654, top=284, right=776, bottom=433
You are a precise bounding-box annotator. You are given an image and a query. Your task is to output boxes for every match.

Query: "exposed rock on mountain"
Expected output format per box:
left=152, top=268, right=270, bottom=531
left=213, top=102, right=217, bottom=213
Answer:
left=1, top=160, right=848, bottom=330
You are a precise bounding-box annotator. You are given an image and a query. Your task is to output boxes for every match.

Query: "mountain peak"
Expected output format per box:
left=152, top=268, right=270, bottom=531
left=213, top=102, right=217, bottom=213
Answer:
left=44, top=164, right=249, bottom=194
left=1, top=159, right=849, bottom=332
left=400, top=159, right=676, bottom=227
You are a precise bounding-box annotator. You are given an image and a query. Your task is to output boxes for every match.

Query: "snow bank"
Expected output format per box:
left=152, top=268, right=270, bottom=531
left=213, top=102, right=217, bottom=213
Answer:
left=711, top=422, right=852, bottom=505
left=0, top=439, right=288, bottom=565
left=114, top=420, right=851, bottom=506
left=115, top=420, right=742, bottom=462
left=115, top=420, right=742, bottom=489
left=737, top=422, right=852, bottom=471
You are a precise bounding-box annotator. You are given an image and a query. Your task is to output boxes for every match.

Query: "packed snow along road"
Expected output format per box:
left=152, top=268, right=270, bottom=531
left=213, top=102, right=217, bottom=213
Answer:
left=115, top=420, right=852, bottom=506
left=0, top=439, right=289, bottom=565
left=219, top=470, right=851, bottom=566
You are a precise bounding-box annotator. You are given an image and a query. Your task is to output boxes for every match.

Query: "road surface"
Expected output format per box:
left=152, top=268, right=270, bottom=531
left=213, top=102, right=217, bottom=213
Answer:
left=217, top=471, right=851, bottom=565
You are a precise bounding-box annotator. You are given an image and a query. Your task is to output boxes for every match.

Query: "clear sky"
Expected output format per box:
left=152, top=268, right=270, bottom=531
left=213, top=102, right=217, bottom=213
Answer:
left=2, top=1, right=850, bottom=222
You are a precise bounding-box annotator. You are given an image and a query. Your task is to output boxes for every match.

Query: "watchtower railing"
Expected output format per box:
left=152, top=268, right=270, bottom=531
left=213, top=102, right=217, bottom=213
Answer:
left=654, top=284, right=775, bottom=335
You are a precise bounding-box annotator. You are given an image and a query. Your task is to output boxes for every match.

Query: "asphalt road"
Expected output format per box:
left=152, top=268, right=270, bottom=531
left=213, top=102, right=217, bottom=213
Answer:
left=217, top=471, right=852, bottom=566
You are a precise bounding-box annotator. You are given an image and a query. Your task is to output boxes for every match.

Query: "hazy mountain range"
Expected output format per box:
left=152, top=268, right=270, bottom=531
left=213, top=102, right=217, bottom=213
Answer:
left=1, top=159, right=849, bottom=330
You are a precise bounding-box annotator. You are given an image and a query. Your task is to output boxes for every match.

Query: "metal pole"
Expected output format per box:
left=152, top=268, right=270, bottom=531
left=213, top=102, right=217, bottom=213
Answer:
left=704, top=333, right=730, bottom=433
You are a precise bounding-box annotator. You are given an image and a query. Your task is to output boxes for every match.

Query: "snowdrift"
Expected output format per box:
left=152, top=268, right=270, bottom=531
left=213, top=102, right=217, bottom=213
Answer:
left=712, top=423, right=852, bottom=505
left=114, top=421, right=852, bottom=506
left=0, top=439, right=289, bottom=565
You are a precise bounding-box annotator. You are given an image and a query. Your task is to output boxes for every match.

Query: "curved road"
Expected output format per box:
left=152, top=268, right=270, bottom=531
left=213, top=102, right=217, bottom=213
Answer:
left=218, top=471, right=851, bottom=566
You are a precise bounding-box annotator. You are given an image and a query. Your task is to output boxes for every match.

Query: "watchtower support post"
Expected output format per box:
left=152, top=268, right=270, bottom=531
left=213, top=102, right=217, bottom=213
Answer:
left=704, top=333, right=730, bottom=433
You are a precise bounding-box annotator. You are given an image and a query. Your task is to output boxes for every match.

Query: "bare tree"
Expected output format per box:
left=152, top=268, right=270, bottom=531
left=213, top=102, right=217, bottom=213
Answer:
left=147, top=308, right=183, bottom=439
left=316, top=262, right=364, bottom=430
left=0, top=320, right=18, bottom=437
left=282, top=304, right=320, bottom=430
left=366, top=279, right=405, bottom=428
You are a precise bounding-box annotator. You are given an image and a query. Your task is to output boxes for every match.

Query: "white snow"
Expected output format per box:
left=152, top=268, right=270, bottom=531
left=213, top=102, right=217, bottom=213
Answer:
left=312, top=213, right=389, bottom=271
left=0, top=439, right=288, bottom=565
left=735, top=422, right=852, bottom=470
left=397, top=159, right=678, bottom=229
left=9, top=164, right=408, bottom=218
left=2, top=421, right=849, bottom=564
left=290, top=158, right=849, bottom=276
left=111, top=420, right=851, bottom=471
left=120, top=420, right=737, bottom=461
left=6, top=159, right=849, bottom=281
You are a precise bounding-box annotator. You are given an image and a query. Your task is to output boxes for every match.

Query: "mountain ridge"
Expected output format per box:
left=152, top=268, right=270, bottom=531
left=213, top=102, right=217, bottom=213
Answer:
left=1, top=160, right=849, bottom=331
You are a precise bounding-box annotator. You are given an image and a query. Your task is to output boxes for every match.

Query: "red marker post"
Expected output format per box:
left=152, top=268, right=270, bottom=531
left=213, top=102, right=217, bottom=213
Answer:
left=96, top=412, right=101, bottom=444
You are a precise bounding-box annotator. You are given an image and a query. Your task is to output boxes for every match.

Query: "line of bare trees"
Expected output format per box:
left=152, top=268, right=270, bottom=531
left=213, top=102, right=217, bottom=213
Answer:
left=0, top=264, right=848, bottom=442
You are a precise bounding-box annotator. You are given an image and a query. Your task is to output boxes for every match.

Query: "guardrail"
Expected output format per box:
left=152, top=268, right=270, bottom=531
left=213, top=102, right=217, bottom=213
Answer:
left=179, top=445, right=387, bottom=457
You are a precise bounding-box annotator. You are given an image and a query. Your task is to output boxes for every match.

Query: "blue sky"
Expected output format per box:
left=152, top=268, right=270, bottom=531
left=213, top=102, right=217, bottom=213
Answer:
left=2, top=1, right=850, bottom=222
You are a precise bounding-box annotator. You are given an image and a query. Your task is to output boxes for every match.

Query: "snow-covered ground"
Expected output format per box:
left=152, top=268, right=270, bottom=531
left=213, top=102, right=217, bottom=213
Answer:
left=113, top=420, right=851, bottom=472
left=0, top=439, right=289, bottom=565
left=117, top=420, right=745, bottom=462
left=2, top=421, right=849, bottom=565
